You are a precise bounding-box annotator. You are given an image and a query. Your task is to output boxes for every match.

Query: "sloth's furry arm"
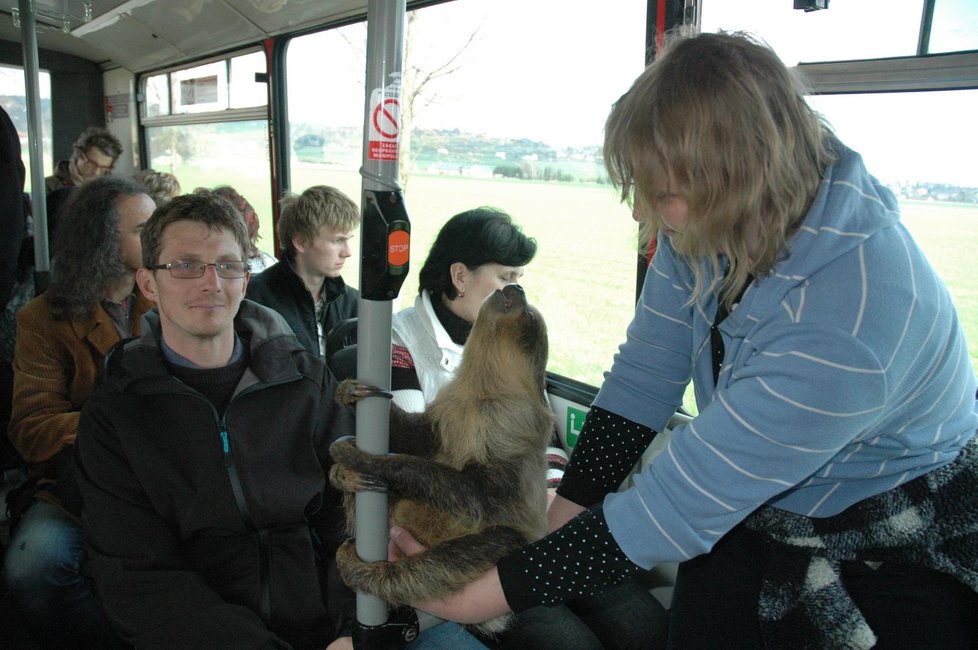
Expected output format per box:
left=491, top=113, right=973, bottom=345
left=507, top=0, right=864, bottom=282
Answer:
left=330, top=437, right=520, bottom=520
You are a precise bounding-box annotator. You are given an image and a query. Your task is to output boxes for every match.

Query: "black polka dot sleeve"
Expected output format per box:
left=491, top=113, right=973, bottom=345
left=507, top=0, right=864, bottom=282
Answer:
left=496, top=505, right=641, bottom=612
left=556, top=406, right=657, bottom=508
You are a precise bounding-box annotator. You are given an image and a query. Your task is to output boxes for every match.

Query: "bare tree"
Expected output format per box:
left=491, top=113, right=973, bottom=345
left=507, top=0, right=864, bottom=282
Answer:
left=333, top=11, right=482, bottom=191
left=398, top=11, right=482, bottom=191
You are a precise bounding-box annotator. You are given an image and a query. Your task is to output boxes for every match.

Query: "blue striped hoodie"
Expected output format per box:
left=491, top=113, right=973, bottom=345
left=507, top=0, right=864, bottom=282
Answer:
left=596, top=145, right=978, bottom=569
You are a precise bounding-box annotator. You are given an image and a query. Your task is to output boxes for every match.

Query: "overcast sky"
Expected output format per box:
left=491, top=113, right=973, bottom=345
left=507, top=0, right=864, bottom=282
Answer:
left=703, top=0, right=978, bottom=188
left=5, top=0, right=977, bottom=187
left=287, top=0, right=978, bottom=186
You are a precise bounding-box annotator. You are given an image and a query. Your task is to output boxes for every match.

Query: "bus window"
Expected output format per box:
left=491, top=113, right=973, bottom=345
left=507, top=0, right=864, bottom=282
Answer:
left=144, top=74, right=169, bottom=119
left=702, top=0, right=923, bottom=63
left=171, top=61, right=228, bottom=115
left=286, top=0, right=647, bottom=388
left=145, top=120, right=272, bottom=208
left=700, top=3, right=978, bottom=376
left=1, top=64, right=53, bottom=191
left=230, top=51, right=267, bottom=109
left=141, top=51, right=274, bottom=251
left=285, top=22, right=368, bottom=287
left=704, top=0, right=978, bottom=62
left=808, top=89, right=978, bottom=374
left=930, top=0, right=978, bottom=54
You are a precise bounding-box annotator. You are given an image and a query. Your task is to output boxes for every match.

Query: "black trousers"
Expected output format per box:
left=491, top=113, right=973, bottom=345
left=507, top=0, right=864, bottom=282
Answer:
left=479, top=576, right=669, bottom=650
left=667, top=524, right=978, bottom=649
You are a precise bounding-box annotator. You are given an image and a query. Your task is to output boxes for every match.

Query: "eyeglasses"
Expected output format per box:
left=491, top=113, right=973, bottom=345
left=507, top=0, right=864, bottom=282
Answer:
left=79, top=150, right=115, bottom=174
left=147, top=260, right=250, bottom=279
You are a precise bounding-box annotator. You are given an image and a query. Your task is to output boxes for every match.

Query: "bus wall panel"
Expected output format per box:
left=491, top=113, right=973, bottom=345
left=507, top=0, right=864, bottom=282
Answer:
left=0, top=39, right=105, bottom=164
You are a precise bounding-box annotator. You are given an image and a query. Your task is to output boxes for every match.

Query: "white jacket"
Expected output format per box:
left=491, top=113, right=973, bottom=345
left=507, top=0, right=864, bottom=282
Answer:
left=390, top=289, right=571, bottom=479
left=390, top=290, right=463, bottom=412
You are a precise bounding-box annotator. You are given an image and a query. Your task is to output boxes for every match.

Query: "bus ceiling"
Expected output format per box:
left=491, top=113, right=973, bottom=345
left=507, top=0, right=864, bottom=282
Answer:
left=0, top=0, right=374, bottom=72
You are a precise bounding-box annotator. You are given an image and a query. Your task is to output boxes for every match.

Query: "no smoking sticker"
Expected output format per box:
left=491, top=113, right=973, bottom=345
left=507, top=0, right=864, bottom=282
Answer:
left=368, top=87, right=400, bottom=161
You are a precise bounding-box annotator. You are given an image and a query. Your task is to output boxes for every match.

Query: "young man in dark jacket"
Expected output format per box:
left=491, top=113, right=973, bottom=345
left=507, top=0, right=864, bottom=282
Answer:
left=75, top=192, right=355, bottom=649
left=246, top=185, right=359, bottom=357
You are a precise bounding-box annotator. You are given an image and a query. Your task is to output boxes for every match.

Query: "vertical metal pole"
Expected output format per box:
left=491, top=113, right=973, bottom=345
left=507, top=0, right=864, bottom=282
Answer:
left=18, top=0, right=51, bottom=287
left=917, top=0, right=936, bottom=56
left=356, top=0, right=407, bottom=638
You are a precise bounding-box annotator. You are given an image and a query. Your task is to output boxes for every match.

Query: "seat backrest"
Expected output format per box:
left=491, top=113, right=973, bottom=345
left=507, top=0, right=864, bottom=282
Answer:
left=329, top=344, right=357, bottom=382
left=324, top=317, right=357, bottom=361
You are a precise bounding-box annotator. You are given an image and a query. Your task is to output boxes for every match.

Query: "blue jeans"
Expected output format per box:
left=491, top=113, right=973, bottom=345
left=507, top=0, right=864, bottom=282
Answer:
left=2, top=499, right=110, bottom=646
left=405, top=620, right=488, bottom=649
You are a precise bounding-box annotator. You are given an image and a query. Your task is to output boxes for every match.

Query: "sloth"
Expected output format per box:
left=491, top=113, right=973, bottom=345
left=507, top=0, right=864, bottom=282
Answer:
left=329, top=283, right=553, bottom=632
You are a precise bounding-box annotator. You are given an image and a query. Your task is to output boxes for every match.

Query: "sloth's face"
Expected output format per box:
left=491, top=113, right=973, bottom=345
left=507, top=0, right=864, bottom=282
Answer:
left=474, top=284, right=549, bottom=381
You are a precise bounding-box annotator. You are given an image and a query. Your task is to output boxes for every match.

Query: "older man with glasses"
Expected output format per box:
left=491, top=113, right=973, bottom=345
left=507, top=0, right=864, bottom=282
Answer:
left=45, top=126, right=122, bottom=193
left=74, top=192, right=357, bottom=649
left=43, top=126, right=124, bottom=233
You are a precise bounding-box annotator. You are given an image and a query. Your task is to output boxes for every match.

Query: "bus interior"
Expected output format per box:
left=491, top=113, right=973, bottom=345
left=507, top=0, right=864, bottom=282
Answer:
left=1, top=0, right=977, bottom=645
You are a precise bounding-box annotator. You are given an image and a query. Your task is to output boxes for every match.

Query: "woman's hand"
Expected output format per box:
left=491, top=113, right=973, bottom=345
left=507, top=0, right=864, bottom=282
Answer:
left=388, top=525, right=425, bottom=561
left=388, top=527, right=512, bottom=624
left=326, top=636, right=353, bottom=650
left=546, top=493, right=587, bottom=533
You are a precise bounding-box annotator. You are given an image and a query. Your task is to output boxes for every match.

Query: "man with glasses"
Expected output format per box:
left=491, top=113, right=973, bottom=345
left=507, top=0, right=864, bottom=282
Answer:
left=44, top=126, right=124, bottom=231
left=74, top=192, right=356, bottom=649
left=45, top=126, right=122, bottom=193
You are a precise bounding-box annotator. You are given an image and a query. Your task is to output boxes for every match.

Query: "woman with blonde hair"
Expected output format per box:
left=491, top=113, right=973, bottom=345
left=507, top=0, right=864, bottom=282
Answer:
left=356, top=31, right=978, bottom=648
left=134, top=168, right=181, bottom=207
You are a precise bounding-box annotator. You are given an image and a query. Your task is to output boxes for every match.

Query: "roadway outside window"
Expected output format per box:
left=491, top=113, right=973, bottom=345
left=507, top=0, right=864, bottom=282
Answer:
left=285, top=0, right=648, bottom=388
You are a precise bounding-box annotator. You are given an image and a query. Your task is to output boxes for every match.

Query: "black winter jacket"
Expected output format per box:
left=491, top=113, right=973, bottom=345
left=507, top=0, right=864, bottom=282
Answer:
left=245, top=259, right=358, bottom=357
left=75, top=302, right=355, bottom=649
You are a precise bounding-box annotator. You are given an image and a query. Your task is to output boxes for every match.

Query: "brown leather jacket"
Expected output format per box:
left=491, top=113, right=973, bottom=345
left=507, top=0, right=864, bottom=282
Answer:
left=8, top=291, right=154, bottom=511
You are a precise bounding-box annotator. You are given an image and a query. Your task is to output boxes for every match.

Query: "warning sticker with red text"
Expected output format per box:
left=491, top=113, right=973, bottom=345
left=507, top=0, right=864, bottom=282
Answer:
left=368, top=85, right=400, bottom=161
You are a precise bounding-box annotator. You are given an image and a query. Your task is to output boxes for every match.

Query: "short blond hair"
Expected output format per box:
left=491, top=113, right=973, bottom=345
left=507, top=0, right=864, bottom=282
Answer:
left=134, top=169, right=181, bottom=207
left=278, top=185, right=359, bottom=259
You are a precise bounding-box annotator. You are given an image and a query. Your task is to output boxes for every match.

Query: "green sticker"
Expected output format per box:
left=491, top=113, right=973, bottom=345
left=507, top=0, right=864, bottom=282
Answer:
left=565, top=406, right=588, bottom=448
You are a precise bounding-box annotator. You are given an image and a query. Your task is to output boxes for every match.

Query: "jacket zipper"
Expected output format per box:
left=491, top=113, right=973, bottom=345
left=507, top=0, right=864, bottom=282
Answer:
left=168, top=376, right=303, bottom=626
left=218, top=413, right=272, bottom=625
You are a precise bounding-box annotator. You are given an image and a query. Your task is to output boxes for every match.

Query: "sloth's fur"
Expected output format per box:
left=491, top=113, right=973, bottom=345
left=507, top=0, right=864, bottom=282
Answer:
left=329, top=284, right=553, bottom=633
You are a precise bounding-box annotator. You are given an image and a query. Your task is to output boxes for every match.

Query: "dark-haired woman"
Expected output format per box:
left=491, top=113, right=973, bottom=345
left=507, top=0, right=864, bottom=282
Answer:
left=390, top=207, right=536, bottom=411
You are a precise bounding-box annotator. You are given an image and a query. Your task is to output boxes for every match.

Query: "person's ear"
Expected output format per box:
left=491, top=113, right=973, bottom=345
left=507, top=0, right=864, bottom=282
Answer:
left=449, top=262, right=468, bottom=296
left=135, top=267, right=159, bottom=303
left=292, top=235, right=307, bottom=254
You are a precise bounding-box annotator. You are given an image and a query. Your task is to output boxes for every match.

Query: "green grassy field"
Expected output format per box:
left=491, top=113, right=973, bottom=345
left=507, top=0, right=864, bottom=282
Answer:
left=899, top=201, right=978, bottom=375
left=175, top=162, right=978, bottom=397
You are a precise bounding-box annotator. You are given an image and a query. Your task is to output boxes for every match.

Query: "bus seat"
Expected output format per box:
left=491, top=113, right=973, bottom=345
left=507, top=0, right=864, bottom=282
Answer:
left=325, top=317, right=357, bottom=361
left=324, top=317, right=357, bottom=382
left=329, top=344, right=357, bottom=382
